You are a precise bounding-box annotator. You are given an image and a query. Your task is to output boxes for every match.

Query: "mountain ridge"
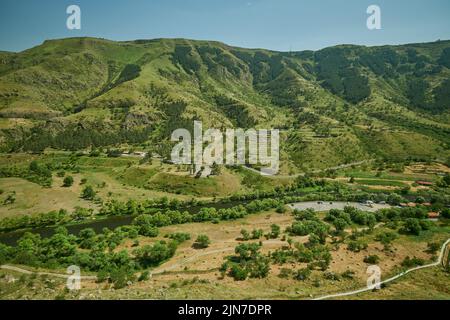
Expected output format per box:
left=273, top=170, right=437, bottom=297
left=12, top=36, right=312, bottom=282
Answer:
left=0, top=37, right=449, bottom=172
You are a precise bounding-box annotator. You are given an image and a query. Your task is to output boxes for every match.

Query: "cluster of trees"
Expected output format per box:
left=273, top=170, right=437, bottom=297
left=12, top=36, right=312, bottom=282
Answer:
left=128, top=199, right=284, bottom=235
left=314, top=48, right=371, bottom=103
left=166, top=232, right=191, bottom=243
left=133, top=241, right=178, bottom=268
left=332, top=207, right=377, bottom=229
left=271, top=242, right=332, bottom=272
left=0, top=195, right=285, bottom=234
left=288, top=220, right=330, bottom=244
left=0, top=209, right=71, bottom=233
left=220, top=243, right=270, bottom=281
left=0, top=160, right=52, bottom=187
left=0, top=224, right=182, bottom=289
left=240, top=229, right=264, bottom=241
left=8, top=125, right=152, bottom=153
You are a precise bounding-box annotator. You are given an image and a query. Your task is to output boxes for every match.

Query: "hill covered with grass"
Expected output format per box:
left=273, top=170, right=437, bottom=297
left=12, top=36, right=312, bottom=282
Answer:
left=0, top=37, right=449, bottom=171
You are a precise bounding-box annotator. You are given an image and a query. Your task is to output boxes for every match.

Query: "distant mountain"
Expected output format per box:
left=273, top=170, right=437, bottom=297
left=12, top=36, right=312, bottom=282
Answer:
left=0, top=37, right=449, bottom=171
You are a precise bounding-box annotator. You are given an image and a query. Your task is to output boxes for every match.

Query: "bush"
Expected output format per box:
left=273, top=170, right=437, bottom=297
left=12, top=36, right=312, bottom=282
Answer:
left=138, top=270, right=150, bottom=282
left=195, top=235, right=210, bottom=249
left=167, top=232, right=191, bottom=243
left=275, top=205, right=286, bottom=213
left=63, top=176, right=74, bottom=187
left=441, top=208, right=450, bottom=219
left=347, top=240, right=368, bottom=252
left=251, top=229, right=264, bottom=239
left=341, top=270, right=355, bottom=279
left=426, top=242, right=440, bottom=255
left=363, top=255, right=380, bottom=264
left=323, top=271, right=340, bottom=281
left=230, top=264, right=248, bottom=281
left=240, top=229, right=250, bottom=241
left=294, top=268, right=311, bottom=281
left=401, top=256, right=425, bottom=268
left=375, top=231, right=398, bottom=248
left=109, top=267, right=135, bottom=289
left=81, top=185, right=96, bottom=200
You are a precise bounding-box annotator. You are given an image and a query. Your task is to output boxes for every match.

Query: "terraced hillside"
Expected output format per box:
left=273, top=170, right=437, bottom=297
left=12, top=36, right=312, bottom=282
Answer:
left=0, top=38, right=449, bottom=171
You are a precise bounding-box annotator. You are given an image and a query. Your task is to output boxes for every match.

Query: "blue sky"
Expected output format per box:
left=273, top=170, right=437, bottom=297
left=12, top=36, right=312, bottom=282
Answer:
left=1, top=0, right=449, bottom=52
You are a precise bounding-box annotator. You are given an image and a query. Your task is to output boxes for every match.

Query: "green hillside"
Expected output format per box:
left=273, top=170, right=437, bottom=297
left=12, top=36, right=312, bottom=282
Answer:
left=0, top=37, right=449, bottom=172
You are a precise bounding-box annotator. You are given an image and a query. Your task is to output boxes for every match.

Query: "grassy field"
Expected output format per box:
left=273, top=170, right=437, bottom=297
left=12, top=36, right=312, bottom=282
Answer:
left=0, top=153, right=296, bottom=218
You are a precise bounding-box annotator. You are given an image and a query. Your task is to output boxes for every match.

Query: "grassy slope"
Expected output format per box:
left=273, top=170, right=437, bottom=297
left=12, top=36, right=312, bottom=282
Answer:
left=0, top=38, right=449, bottom=170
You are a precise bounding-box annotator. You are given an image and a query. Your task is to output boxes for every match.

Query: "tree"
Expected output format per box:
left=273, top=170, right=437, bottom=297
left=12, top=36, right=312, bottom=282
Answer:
left=63, top=176, right=74, bottom=187
left=81, top=185, right=96, bottom=200
left=401, top=218, right=422, bottom=235
left=251, top=229, right=264, bottom=239
left=109, top=266, right=135, bottom=289
left=133, top=241, right=177, bottom=268
left=230, top=264, right=248, bottom=281
left=269, top=224, right=281, bottom=239
left=333, top=218, right=348, bottom=232
left=29, top=161, right=39, bottom=172
left=376, top=231, right=398, bottom=251
left=78, top=228, right=96, bottom=249
left=194, top=235, right=210, bottom=249
left=248, top=256, right=270, bottom=279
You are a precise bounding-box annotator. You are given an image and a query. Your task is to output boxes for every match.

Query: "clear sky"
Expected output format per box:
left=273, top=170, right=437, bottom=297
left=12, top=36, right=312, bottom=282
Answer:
left=1, top=0, right=449, bottom=52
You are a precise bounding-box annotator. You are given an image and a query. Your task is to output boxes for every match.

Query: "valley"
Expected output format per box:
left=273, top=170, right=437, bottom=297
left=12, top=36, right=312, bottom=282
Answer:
left=0, top=37, right=449, bottom=300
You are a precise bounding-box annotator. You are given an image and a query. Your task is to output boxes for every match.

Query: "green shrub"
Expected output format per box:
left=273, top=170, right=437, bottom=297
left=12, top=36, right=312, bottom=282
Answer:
left=363, top=255, right=380, bottom=264
left=63, top=176, right=74, bottom=187
left=195, top=235, right=210, bottom=249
